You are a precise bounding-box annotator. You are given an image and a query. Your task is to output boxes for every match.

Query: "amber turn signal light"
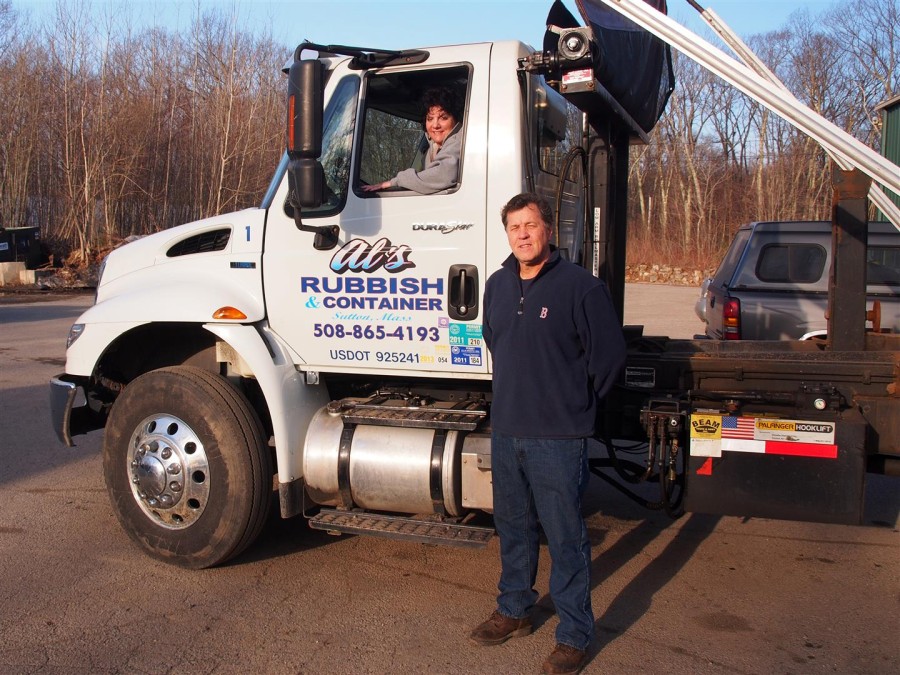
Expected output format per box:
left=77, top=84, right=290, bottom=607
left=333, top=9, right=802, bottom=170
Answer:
left=212, top=306, right=247, bottom=320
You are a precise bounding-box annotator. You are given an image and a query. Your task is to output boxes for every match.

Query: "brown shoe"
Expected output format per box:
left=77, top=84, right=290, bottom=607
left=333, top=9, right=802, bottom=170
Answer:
left=469, top=610, right=533, bottom=646
left=541, top=643, right=588, bottom=674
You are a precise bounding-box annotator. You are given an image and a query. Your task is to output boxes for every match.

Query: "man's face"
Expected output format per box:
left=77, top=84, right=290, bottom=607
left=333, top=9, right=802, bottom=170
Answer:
left=505, top=203, right=551, bottom=269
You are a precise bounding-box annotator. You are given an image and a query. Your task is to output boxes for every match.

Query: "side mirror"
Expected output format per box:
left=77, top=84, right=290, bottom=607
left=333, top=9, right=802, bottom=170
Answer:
left=286, top=58, right=325, bottom=211
left=285, top=57, right=337, bottom=249
left=287, top=59, right=323, bottom=159
left=287, top=158, right=324, bottom=209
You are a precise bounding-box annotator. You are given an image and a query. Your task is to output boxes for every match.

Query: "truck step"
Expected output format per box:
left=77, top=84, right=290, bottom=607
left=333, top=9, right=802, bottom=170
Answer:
left=341, top=403, right=486, bottom=430
left=309, top=509, right=494, bottom=548
left=328, top=391, right=487, bottom=431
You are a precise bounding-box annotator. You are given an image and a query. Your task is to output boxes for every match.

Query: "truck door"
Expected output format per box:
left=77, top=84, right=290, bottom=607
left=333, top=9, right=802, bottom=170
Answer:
left=263, top=46, right=491, bottom=376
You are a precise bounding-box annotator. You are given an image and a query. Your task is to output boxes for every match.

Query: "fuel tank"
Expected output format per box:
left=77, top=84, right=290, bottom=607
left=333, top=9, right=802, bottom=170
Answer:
left=303, top=406, right=466, bottom=516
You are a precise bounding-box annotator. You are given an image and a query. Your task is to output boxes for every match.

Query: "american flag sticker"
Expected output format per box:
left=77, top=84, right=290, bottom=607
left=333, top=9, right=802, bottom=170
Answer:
left=721, top=416, right=756, bottom=439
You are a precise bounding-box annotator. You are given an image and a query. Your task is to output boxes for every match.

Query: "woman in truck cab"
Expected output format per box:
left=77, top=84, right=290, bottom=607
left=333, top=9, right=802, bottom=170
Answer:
left=362, top=86, right=462, bottom=195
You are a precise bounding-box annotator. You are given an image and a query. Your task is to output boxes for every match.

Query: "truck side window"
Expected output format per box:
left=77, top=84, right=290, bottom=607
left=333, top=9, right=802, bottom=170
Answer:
left=360, top=108, right=425, bottom=184
left=531, top=77, right=581, bottom=176
left=528, top=75, right=586, bottom=262
left=356, top=65, right=469, bottom=194
left=867, top=246, right=900, bottom=286
left=756, top=244, right=827, bottom=283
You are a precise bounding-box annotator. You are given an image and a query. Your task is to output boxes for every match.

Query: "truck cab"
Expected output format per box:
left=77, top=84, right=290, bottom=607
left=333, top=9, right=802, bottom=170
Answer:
left=263, top=41, right=570, bottom=379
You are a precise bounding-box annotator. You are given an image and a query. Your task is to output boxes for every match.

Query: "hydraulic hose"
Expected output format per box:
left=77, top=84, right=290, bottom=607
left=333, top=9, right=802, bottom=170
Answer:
left=554, top=146, right=588, bottom=261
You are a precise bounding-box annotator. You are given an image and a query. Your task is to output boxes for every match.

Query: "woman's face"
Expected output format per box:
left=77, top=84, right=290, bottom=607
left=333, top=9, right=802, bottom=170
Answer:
left=425, top=105, right=457, bottom=147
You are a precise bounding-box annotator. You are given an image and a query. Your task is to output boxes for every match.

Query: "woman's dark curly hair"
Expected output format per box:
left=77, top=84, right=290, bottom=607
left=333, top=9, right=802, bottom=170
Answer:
left=421, top=86, right=463, bottom=124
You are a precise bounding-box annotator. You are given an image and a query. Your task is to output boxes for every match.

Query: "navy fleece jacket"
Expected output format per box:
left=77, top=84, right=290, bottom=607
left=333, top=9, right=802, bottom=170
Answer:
left=483, top=248, right=626, bottom=438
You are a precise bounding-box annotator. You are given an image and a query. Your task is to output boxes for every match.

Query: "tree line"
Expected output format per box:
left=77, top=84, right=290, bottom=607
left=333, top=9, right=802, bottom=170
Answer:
left=0, top=0, right=284, bottom=265
left=0, top=0, right=896, bottom=270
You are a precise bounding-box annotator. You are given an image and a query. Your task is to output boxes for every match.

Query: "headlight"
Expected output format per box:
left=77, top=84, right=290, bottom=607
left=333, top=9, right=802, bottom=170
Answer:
left=66, top=324, right=85, bottom=349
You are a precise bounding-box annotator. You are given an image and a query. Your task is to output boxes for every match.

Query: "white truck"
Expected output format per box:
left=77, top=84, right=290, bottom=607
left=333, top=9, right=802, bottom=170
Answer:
left=51, top=14, right=642, bottom=567
left=50, top=0, right=900, bottom=569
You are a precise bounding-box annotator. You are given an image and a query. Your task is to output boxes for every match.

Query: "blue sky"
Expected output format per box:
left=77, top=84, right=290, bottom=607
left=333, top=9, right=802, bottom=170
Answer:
left=14, top=1, right=838, bottom=50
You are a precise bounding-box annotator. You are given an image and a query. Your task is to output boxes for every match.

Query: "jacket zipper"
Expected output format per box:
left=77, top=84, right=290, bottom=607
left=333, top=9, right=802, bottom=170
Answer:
left=517, top=278, right=525, bottom=315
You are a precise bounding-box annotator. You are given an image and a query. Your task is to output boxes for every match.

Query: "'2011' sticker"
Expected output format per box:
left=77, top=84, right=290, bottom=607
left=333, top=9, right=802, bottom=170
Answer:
left=451, top=345, right=482, bottom=367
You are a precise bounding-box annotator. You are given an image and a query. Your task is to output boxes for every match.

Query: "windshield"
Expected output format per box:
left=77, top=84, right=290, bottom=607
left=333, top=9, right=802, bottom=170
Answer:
left=262, top=73, right=361, bottom=216
left=304, top=74, right=361, bottom=215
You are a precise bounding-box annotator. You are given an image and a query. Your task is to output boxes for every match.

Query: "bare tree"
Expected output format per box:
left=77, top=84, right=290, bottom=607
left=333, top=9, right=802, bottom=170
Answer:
left=826, top=0, right=899, bottom=147
left=0, top=3, right=42, bottom=231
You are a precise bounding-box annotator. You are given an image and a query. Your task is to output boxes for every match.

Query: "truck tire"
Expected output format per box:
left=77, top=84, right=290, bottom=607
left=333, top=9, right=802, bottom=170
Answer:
left=103, top=366, right=272, bottom=568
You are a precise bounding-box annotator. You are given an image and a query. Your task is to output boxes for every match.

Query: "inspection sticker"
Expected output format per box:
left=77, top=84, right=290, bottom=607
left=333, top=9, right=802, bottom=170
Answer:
left=450, top=345, right=482, bottom=367
left=449, top=323, right=483, bottom=346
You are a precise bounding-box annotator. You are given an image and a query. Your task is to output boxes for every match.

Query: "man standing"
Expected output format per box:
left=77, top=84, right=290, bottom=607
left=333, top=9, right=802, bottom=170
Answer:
left=470, top=193, right=626, bottom=674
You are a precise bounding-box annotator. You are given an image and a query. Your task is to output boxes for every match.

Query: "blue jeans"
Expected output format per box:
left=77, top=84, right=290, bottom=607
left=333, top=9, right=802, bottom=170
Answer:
left=491, top=431, right=594, bottom=650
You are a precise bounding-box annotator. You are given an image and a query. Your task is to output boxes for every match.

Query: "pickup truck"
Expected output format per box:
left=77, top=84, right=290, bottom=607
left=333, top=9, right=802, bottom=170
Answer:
left=695, top=221, right=900, bottom=340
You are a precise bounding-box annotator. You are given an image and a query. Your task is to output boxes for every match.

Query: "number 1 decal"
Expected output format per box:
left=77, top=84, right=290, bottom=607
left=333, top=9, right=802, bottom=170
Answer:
left=245, top=225, right=251, bottom=242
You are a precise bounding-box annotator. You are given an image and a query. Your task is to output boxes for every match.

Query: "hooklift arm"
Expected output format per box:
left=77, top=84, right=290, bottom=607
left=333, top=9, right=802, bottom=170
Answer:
left=591, top=0, right=900, bottom=219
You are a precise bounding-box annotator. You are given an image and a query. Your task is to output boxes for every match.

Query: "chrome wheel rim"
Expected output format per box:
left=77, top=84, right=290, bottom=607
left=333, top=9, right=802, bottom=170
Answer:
left=126, top=414, right=210, bottom=529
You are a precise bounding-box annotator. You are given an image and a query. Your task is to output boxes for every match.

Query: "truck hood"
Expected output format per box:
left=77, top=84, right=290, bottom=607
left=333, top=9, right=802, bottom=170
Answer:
left=84, top=209, right=267, bottom=325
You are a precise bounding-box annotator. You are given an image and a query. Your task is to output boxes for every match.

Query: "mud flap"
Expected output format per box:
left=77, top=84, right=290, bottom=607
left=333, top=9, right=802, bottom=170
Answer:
left=685, top=410, right=866, bottom=525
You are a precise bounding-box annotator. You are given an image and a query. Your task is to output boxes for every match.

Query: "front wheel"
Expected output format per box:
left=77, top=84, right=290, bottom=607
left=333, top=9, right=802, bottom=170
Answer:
left=103, top=366, right=272, bottom=568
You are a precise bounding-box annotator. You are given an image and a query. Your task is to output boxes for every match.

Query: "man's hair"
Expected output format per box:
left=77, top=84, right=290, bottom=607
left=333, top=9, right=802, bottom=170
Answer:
left=500, top=192, right=553, bottom=229
left=421, top=86, right=463, bottom=123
